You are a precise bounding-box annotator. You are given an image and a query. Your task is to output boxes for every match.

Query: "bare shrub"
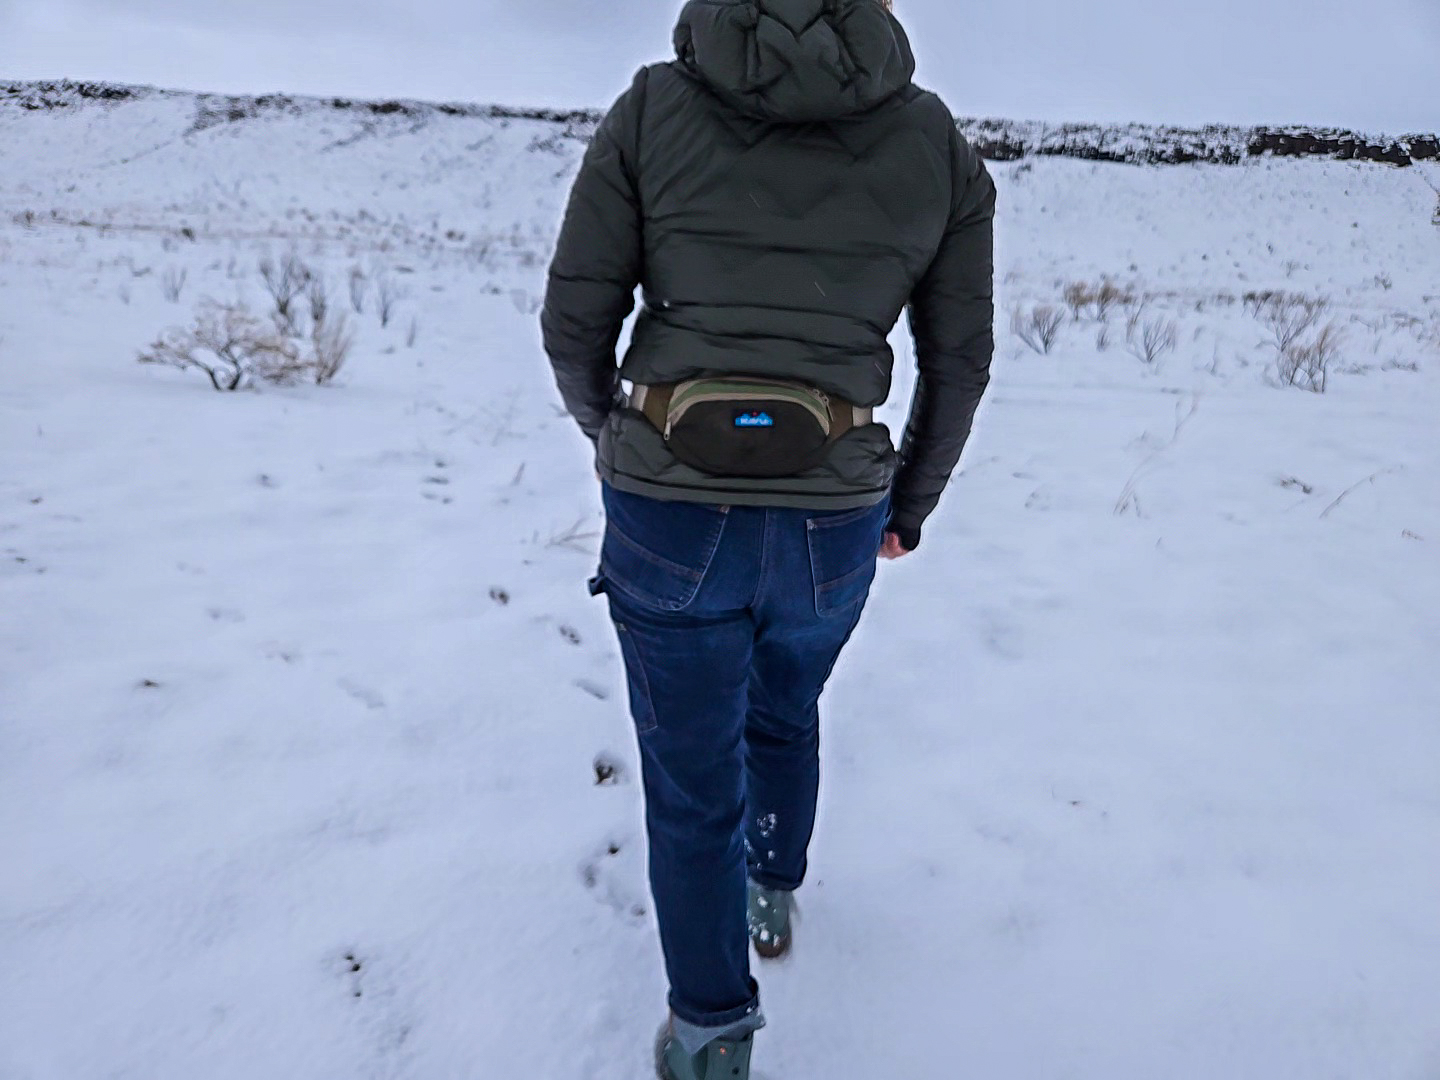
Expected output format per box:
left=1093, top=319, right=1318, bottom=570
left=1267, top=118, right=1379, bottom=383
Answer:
left=161, top=267, right=188, bottom=303
left=1127, top=318, right=1178, bottom=366
left=464, top=239, right=493, bottom=270
left=1095, top=323, right=1111, bottom=352
left=139, top=301, right=303, bottom=391
left=1124, top=298, right=1150, bottom=342
left=1063, top=281, right=1095, bottom=321
left=1064, top=278, right=1132, bottom=322
left=375, top=272, right=407, bottom=328
left=406, top=317, right=420, bottom=349
left=1245, top=289, right=1322, bottom=322
left=311, top=310, right=354, bottom=385
left=1254, top=293, right=1326, bottom=354
left=1011, top=304, right=1064, bottom=355
left=1114, top=396, right=1200, bottom=517
left=1094, top=280, right=1131, bottom=321
left=1254, top=294, right=1334, bottom=391
left=348, top=265, right=367, bottom=314
left=259, top=250, right=312, bottom=334
left=1422, top=173, right=1440, bottom=228
left=306, top=274, right=330, bottom=328
left=1275, top=321, right=1341, bottom=393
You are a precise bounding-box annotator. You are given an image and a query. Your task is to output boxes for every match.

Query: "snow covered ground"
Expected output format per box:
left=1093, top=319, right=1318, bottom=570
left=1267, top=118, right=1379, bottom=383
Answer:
left=2, top=89, right=1439, bottom=1080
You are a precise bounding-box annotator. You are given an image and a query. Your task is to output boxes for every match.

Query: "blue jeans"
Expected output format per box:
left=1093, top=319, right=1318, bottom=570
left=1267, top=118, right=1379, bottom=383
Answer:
left=589, top=482, right=890, bottom=1042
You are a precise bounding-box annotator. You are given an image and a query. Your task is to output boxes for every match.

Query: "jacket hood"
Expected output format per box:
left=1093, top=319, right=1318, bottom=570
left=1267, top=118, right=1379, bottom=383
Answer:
left=673, top=0, right=917, bottom=122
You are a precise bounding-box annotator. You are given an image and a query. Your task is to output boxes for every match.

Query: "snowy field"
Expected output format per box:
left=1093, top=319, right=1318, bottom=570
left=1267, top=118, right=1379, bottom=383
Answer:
left=2, top=89, right=1439, bottom=1079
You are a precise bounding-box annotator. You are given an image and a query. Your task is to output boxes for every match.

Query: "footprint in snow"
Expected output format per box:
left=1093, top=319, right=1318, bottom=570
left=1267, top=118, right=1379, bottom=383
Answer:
left=5, top=552, right=46, bottom=574
left=978, top=609, right=1023, bottom=661
left=592, top=753, right=625, bottom=785
left=339, top=679, right=386, bottom=710
left=992, top=905, right=1042, bottom=946
left=339, top=950, right=365, bottom=999
left=558, top=624, right=583, bottom=646
left=581, top=836, right=648, bottom=921
left=1024, top=487, right=1052, bottom=511
left=574, top=677, right=610, bottom=701
left=206, top=607, right=246, bottom=624
left=331, top=948, right=415, bottom=1057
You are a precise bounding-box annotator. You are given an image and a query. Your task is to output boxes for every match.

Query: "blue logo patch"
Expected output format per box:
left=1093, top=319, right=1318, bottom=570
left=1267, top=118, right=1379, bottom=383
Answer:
left=734, top=411, right=775, bottom=428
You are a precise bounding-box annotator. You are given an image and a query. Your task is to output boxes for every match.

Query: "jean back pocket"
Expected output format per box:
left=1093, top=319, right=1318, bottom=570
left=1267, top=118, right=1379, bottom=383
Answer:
left=806, top=497, right=889, bottom=617
left=599, top=484, right=728, bottom=612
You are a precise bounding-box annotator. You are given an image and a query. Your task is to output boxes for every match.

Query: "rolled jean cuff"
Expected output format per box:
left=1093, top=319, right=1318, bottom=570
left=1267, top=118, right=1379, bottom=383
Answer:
left=749, top=869, right=801, bottom=892
left=669, top=988, right=765, bottom=1056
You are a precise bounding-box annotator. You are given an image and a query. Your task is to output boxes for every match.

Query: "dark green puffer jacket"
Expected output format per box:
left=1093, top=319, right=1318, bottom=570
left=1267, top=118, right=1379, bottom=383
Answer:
left=542, top=0, right=995, bottom=551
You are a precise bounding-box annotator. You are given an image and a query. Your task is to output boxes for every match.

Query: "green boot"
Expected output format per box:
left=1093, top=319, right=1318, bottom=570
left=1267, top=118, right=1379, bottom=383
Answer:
left=655, top=1022, right=753, bottom=1080
left=747, top=880, right=794, bottom=959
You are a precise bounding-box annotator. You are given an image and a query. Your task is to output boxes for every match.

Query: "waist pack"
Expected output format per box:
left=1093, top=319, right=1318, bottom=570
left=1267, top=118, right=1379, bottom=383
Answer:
left=631, top=377, right=872, bottom=479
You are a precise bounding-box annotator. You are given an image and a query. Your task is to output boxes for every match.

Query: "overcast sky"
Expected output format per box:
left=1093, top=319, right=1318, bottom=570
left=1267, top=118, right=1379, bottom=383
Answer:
left=1, top=0, right=1436, bottom=132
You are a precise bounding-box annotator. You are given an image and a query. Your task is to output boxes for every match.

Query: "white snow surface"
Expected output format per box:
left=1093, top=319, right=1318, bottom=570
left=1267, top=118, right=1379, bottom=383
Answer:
left=2, top=92, right=1439, bottom=1080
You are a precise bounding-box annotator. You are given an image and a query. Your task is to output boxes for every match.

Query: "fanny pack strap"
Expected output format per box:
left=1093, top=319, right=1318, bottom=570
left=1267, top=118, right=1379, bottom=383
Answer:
left=630, top=382, right=674, bottom=434
left=630, top=382, right=871, bottom=440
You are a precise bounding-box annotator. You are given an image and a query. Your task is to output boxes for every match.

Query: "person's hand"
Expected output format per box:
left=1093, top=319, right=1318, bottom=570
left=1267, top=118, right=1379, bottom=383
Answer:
left=878, top=531, right=912, bottom=560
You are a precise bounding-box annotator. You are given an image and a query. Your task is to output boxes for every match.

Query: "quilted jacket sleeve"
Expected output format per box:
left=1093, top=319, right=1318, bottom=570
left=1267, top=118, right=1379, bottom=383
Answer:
left=541, top=70, right=648, bottom=443
left=890, top=132, right=997, bottom=551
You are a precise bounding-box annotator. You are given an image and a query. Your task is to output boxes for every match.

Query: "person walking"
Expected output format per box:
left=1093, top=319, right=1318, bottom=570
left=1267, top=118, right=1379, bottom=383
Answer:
left=542, top=0, right=995, bottom=1075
